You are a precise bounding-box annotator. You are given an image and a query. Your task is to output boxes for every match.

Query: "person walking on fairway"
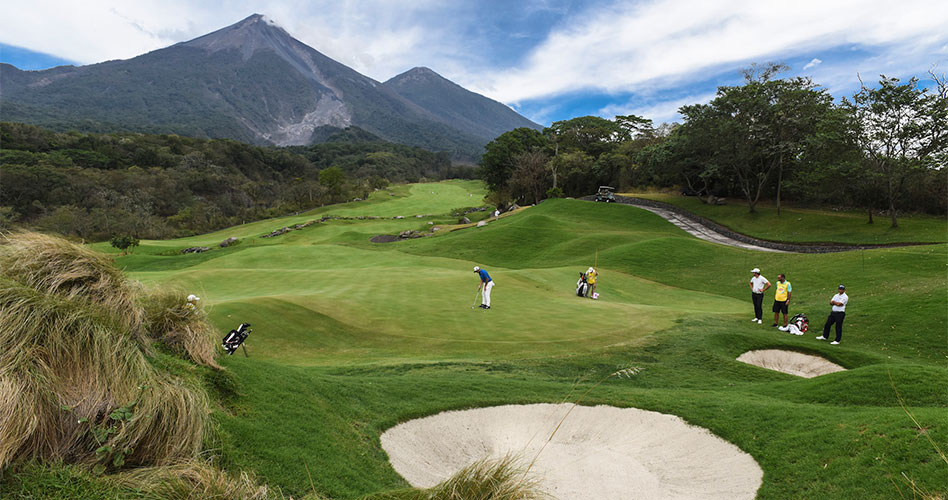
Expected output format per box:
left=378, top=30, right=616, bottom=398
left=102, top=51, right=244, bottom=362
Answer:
left=817, top=284, right=849, bottom=345
left=748, top=268, right=770, bottom=324
left=585, top=267, right=598, bottom=298
left=474, top=266, right=493, bottom=309
left=772, top=274, right=792, bottom=329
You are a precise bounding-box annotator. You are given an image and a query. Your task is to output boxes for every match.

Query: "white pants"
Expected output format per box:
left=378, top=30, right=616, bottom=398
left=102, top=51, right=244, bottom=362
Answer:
left=482, top=281, right=494, bottom=306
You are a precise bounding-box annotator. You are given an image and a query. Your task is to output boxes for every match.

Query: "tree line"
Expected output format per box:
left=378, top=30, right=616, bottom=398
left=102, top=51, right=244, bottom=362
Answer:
left=479, top=65, right=947, bottom=227
left=0, top=123, right=473, bottom=240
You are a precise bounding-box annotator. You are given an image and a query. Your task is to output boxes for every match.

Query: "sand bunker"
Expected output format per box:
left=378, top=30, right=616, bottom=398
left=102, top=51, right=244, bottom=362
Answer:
left=381, top=403, right=762, bottom=500
left=737, top=349, right=846, bottom=378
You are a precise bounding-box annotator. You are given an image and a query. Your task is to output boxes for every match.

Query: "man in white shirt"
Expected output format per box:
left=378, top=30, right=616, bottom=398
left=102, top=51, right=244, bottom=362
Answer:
left=748, top=268, right=771, bottom=324
left=817, top=284, right=849, bottom=345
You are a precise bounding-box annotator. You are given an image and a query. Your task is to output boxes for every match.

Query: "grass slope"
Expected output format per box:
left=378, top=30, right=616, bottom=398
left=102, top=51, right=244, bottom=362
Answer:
left=88, top=184, right=946, bottom=499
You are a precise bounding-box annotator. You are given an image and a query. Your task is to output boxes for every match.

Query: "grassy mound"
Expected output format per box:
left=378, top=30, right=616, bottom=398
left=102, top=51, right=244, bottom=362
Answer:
left=0, top=231, right=214, bottom=470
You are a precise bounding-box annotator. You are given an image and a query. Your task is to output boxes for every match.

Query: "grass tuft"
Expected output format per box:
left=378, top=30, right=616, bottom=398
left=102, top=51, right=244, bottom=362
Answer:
left=0, top=232, right=210, bottom=469
left=110, top=460, right=275, bottom=500
left=0, top=231, right=145, bottom=335
left=143, top=286, right=220, bottom=368
left=424, top=455, right=547, bottom=500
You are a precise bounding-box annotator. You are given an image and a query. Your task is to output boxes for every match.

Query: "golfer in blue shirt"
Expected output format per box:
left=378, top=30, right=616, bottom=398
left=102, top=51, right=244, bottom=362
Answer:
left=474, top=266, right=494, bottom=309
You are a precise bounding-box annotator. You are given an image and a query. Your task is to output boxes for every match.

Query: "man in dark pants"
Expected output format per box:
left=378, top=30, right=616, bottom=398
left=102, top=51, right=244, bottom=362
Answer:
left=817, top=284, right=849, bottom=345
left=748, top=268, right=771, bottom=324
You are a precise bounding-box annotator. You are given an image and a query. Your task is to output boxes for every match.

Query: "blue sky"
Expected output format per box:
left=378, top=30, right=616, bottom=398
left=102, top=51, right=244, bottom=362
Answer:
left=2, top=0, right=947, bottom=126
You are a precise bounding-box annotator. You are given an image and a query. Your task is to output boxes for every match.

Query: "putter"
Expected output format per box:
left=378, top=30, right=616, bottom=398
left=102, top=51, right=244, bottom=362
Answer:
left=472, top=287, right=481, bottom=309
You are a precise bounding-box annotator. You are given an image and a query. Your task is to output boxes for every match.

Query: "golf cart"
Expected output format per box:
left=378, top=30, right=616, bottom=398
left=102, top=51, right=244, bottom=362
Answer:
left=595, top=186, right=616, bottom=203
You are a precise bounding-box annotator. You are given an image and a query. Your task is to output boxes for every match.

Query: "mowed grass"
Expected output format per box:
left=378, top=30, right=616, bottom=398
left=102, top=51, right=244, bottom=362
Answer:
left=625, top=192, right=947, bottom=245
left=104, top=185, right=946, bottom=499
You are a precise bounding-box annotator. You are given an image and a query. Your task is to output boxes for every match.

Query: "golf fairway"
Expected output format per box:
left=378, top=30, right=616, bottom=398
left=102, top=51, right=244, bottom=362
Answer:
left=106, top=179, right=946, bottom=499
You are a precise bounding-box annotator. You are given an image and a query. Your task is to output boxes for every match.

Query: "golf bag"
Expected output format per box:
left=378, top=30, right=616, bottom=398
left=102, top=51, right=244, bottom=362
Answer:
left=787, top=313, right=808, bottom=335
left=576, top=273, right=588, bottom=297
left=222, top=323, right=252, bottom=355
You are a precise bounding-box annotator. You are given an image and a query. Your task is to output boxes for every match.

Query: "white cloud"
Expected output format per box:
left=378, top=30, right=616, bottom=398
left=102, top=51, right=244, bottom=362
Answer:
left=477, top=0, right=948, bottom=103
left=803, top=58, right=822, bottom=70
left=2, top=0, right=947, bottom=121
left=0, top=0, right=457, bottom=80
left=598, top=92, right=718, bottom=125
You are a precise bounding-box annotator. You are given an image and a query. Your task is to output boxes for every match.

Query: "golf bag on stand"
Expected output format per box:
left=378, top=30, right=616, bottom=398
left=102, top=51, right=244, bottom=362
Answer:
left=222, top=323, right=252, bottom=355
left=786, top=314, right=808, bottom=335
left=576, top=273, right=588, bottom=297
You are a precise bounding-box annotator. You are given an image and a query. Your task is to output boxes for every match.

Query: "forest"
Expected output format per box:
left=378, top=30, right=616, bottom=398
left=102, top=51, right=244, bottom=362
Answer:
left=0, top=123, right=471, bottom=240
left=480, top=67, right=947, bottom=226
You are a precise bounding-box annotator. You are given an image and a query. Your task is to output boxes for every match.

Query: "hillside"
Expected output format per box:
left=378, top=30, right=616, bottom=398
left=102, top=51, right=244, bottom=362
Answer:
left=0, top=122, right=468, bottom=240
left=0, top=15, right=538, bottom=160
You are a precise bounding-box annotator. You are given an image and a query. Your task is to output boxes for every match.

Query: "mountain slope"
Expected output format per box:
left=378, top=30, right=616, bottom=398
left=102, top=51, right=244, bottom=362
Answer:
left=0, top=14, right=533, bottom=159
left=384, top=67, right=541, bottom=141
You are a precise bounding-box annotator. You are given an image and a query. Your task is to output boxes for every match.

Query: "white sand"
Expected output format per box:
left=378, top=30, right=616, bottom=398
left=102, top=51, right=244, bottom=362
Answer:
left=737, top=349, right=846, bottom=378
left=380, top=403, right=762, bottom=500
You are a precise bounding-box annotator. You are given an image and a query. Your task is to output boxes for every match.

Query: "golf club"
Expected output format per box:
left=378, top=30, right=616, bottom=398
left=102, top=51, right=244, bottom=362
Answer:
left=471, top=286, right=481, bottom=309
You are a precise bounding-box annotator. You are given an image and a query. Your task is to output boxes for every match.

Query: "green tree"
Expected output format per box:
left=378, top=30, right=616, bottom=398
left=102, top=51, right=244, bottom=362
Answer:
left=318, top=166, right=346, bottom=202
left=678, top=72, right=835, bottom=213
left=844, top=76, right=948, bottom=227
left=547, top=116, right=622, bottom=158
left=109, top=235, right=140, bottom=256
left=509, top=150, right=550, bottom=205
left=478, top=128, right=549, bottom=193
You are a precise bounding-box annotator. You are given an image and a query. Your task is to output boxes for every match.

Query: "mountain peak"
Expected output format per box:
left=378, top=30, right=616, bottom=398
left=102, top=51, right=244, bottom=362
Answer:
left=181, top=13, right=293, bottom=57
left=388, top=67, right=447, bottom=85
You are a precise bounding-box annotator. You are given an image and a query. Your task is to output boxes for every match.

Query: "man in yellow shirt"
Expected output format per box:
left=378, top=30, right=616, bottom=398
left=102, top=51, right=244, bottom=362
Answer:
left=586, top=267, right=598, bottom=299
left=772, top=274, right=792, bottom=329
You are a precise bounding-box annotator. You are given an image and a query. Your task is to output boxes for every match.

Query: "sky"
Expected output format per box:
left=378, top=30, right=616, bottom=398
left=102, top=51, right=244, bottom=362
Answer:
left=2, top=0, right=947, bottom=126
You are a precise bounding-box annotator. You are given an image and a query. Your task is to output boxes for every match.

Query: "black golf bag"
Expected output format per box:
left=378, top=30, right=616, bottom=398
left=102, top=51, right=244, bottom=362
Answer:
left=576, top=273, right=588, bottom=297
left=222, top=323, right=252, bottom=355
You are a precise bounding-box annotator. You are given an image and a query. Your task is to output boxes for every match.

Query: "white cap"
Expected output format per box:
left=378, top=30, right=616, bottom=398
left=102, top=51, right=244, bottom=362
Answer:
left=587, top=267, right=595, bottom=273
left=750, top=268, right=760, bottom=274
left=473, top=266, right=480, bottom=272
left=187, top=294, right=199, bottom=302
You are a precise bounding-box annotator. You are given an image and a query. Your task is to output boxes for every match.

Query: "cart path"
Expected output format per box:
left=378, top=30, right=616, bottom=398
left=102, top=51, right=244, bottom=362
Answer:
left=587, top=195, right=935, bottom=253
left=631, top=204, right=790, bottom=252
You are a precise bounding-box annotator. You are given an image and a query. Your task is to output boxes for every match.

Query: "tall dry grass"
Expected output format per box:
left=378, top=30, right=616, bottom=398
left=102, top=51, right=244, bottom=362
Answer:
left=425, top=456, right=547, bottom=500
left=111, top=460, right=275, bottom=500
left=361, top=456, right=545, bottom=500
left=0, top=231, right=213, bottom=469
left=143, top=287, right=220, bottom=368
left=0, top=231, right=144, bottom=336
